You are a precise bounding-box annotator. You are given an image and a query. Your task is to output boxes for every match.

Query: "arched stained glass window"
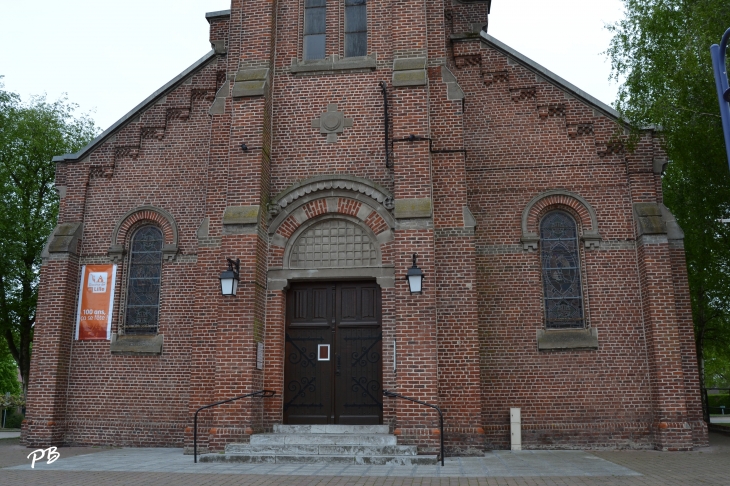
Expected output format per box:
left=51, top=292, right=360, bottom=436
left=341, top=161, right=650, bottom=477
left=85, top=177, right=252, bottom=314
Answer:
left=124, top=226, right=163, bottom=335
left=540, top=211, right=585, bottom=329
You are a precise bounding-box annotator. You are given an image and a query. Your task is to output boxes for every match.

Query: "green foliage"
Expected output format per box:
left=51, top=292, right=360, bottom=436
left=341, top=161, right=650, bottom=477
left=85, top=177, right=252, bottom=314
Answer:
left=0, top=77, right=98, bottom=396
left=607, top=1, right=730, bottom=394
left=0, top=338, right=20, bottom=396
left=3, top=410, right=24, bottom=429
left=707, top=393, right=730, bottom=410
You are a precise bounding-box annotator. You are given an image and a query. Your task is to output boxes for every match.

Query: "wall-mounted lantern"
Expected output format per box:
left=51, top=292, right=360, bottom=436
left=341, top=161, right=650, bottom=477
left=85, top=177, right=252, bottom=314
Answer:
left=405, top=253, right=425, bottom=294
left=219, top=258, right=240, bottom=296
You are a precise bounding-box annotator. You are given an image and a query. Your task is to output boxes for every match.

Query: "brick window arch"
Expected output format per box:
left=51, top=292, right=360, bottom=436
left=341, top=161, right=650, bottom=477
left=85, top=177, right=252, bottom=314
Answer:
left=540, top=211, right=585, bottom=330
left=521, top=190, right=602, bottom=251
left=123, top=225, right=163, bottom=335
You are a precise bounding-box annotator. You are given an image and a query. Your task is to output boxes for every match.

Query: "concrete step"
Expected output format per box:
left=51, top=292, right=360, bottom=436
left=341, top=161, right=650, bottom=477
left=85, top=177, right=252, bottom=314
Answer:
left=199, top=453, right=438, bottom=465
left=250, top=433, right=397, bottom=446
left=225, top=443, right=418, bottom=456
left=273, top=424, right=389, bottom=434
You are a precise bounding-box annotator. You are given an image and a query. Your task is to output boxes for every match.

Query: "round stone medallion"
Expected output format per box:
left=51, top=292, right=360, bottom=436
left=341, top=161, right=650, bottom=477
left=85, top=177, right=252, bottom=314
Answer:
left=321, top=112, right=342, bottom=132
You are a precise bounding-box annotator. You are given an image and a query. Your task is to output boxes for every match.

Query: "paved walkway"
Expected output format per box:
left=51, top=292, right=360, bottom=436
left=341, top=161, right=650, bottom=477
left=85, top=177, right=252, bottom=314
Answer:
left=0, top=431, right=20, bottom=439
left=1, top=432, right=729, bottom=485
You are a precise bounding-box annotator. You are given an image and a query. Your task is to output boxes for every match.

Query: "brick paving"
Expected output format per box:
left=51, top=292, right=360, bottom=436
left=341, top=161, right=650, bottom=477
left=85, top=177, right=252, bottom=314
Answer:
left=1, top=432, right=728, bottom=485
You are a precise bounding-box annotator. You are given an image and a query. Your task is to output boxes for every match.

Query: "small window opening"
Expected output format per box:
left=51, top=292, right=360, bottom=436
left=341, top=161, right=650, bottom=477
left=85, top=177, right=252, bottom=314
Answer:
left=304, top=0, right=327, bottom=60
left=345, top=0, right=367, bottom=57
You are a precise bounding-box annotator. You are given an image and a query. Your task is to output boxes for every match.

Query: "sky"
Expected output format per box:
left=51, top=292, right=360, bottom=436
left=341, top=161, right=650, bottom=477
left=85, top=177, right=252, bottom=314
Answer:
left=0, top=1, right=625, bottom=131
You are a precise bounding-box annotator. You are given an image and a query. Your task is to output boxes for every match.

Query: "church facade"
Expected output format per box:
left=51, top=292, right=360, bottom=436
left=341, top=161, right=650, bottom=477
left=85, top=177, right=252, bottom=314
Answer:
left=23, top=0, right=708, bottom=453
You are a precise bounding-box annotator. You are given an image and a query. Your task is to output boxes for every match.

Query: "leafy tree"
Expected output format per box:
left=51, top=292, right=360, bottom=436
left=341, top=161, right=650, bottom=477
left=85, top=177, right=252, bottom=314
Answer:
left=607, top=0, right=730, bottom=420
left=0, top=337, right=20, bottom=396
left=0, top=79, right=97, bottom=397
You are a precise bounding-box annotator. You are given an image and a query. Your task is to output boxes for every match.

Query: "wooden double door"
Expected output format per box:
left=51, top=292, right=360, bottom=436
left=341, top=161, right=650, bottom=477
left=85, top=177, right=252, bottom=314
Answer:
left=284, top=281, right=383, bottom=425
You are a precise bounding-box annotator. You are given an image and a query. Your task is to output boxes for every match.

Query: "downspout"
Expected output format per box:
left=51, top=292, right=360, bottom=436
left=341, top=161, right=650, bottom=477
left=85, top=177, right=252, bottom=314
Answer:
left=379, top=81, right=392, bottom=168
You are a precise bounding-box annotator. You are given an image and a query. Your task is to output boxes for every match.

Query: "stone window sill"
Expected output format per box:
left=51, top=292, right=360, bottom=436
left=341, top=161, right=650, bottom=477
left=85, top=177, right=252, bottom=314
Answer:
left=290, top=54, right=377, bottom=74
left=110, top=333, right=163, bottom=355
left=537, top=328, right=598, bottom=351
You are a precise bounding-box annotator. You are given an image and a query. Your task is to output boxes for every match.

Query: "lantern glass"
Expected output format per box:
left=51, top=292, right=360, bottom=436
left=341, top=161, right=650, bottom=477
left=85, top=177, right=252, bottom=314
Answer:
left=407, top=274, right=423, bottom=294
left=219, top=271, right=239, bottom=296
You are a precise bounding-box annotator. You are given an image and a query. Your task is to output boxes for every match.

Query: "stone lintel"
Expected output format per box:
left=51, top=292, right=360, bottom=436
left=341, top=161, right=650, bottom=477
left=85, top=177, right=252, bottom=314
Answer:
left=537, top=328, right=598, bottom=350
left=290, top=55, right=377, bottom=74
left=268, top=266, right=396, bottom=291
left=394, top=58, right=427, bottom=71
left=110, top=333, right=163, bottom=355
left=394, top=198, right=432, bottom=219
left=223, top=205, right=260, bottom=225
left=393, top=57, right=427, bottom=87
left=393, top=70, right=427, bottom=87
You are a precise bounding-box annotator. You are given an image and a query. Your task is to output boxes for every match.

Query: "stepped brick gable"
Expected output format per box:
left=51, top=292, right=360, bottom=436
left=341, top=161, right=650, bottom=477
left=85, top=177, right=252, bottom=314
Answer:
left=24, top=0, right=707, bottom=454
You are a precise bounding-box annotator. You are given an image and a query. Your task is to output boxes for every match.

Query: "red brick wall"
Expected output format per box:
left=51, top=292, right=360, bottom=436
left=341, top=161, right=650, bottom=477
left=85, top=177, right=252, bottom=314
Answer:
left=24, top=1, right=706, bottom=453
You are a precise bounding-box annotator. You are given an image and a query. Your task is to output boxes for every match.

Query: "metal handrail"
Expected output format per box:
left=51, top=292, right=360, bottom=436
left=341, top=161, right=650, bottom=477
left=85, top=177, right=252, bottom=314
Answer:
left=193, top=389, right=276, bottom=463
left=383, top=389, right=444, bottom=466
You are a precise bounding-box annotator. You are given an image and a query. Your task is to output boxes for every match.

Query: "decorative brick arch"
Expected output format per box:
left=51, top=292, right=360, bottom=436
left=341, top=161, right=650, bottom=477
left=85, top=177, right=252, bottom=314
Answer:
left=520, top=190, right=602, bottom=250
left=267, top=177, right=396, bottom=290
left=108, top=205, right=179, bottom=262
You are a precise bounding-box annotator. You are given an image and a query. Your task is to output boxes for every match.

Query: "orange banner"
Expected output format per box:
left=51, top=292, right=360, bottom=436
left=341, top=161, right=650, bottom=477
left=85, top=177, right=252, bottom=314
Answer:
left=75, top=264, right=117, bottom=340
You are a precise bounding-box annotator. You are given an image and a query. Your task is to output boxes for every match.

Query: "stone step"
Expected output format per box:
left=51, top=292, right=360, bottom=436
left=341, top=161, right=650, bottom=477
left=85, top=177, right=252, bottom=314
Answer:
left=250, top=433, right=396, bottom=446
left=273, top=424, right=390, bottom=434
left=199, top=453, right=438, bottom=465
left=225, top=443, right=417, bottom=456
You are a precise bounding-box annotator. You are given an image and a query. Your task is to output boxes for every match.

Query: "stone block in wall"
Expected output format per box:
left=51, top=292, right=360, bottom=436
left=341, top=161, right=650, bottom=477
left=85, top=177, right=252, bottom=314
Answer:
left=393, top=58, right=427, bottom=87
left=394, top=198, right=432, bottom=219
left=43, top=222, right=83, bottom=257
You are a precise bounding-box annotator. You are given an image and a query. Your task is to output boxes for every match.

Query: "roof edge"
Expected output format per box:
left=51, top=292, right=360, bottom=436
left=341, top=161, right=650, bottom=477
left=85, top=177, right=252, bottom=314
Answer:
left=53, top=49, right=218, bottom=163
left=479, top=31, right=623, bottom=123
left=206, top=9, right=231, bottom=21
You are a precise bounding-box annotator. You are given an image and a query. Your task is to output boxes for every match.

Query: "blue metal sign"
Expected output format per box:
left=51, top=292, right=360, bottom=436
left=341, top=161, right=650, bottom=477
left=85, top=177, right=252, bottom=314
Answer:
left=711, top=28, right=730, bottom=169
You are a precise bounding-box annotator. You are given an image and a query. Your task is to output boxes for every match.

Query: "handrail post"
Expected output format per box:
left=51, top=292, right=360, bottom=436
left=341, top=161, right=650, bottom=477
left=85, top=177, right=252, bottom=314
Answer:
left=439, top=408, right=444, bottom=467
left=383, top=389, right=444, bottom=466
left=192, top=389, right=275, bottom=463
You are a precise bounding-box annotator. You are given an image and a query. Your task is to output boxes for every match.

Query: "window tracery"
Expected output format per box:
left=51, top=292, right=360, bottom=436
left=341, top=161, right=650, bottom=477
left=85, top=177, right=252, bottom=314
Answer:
left=124, top=226, right=163, bottom=335
left=540, top=211, right=585, bottom=330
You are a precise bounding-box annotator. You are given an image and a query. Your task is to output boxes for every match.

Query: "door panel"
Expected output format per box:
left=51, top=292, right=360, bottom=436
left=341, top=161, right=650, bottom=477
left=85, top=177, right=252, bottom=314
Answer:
left=283, top=284, right=333, bottom=424
left=284, top=281, right=382, bottom=425
left=335, top=327, right=382, bottom=424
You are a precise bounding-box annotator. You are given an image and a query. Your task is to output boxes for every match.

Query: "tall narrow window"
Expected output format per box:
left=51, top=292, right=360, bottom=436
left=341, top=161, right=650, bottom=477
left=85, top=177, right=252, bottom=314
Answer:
left=304, top=0, right=327, bottom=60
left=345, top=0, right=367, bottom=57
left=125, top=226, right=163, bottom=335
left=540, top=211, right=584, bottom=329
